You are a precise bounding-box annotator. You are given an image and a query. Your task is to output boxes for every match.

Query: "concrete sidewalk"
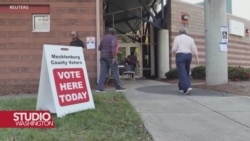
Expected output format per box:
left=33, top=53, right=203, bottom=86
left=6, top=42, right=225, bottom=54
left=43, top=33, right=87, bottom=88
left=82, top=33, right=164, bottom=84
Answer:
left=1, top=79, right=249, bottom=141
left=122, top=79, right=250, bottom=141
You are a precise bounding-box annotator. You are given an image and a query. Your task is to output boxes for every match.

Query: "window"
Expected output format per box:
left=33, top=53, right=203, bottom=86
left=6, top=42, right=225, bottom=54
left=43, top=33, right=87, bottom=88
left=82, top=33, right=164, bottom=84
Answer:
left=32, top=14, right=50, bottom=32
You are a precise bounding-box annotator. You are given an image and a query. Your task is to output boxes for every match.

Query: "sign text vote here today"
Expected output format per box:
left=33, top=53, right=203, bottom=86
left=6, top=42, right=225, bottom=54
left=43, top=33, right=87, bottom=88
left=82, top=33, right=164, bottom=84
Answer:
left=53, top=68, right=89, bottom=106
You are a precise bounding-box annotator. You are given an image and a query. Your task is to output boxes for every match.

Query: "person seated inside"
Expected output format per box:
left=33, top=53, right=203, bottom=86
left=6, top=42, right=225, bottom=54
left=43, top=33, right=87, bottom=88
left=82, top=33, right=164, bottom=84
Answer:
left=125, top=51, right=139, bottom=78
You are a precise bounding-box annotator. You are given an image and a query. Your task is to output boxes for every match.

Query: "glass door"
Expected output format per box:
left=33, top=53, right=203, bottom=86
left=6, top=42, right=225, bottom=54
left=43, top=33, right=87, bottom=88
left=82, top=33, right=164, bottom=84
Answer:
left=117, top=43, right=142, bottom=78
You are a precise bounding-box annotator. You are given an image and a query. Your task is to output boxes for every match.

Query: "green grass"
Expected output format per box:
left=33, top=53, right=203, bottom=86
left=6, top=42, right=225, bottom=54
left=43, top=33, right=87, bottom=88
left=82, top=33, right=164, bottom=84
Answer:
left=0, top=92, right=153, bottom=141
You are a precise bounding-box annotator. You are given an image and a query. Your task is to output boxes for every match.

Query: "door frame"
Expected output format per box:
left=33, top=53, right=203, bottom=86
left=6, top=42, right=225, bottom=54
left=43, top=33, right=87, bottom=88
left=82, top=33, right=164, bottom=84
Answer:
left=118, top=43, right=142, bottom=78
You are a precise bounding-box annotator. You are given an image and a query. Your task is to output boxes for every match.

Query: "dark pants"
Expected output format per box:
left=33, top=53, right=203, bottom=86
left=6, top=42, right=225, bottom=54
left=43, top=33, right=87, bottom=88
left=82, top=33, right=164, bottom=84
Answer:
left=97, top=57, right=122, bottom=90
left=127, top=63, right=136, bottom=78
left=176, top=53, right=192, bottom=92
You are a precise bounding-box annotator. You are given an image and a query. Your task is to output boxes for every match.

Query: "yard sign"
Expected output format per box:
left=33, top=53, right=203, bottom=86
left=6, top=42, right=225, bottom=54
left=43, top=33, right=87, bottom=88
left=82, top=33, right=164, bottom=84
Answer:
left=36, top=44, right=95, bottom=118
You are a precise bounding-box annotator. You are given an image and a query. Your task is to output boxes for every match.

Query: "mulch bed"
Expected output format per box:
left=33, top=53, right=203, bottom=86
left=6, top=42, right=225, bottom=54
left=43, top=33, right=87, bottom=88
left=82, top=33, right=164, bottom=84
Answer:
left=0, top=85, right=38, bottom=96
left=160, top=78, right=250, bottom=96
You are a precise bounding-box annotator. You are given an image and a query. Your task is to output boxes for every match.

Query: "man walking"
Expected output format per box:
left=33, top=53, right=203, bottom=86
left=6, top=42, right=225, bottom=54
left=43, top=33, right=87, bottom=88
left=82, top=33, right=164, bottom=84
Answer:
left=96, top=28, right=126, bottom=92
left=172, top=27, right=199, bottom=95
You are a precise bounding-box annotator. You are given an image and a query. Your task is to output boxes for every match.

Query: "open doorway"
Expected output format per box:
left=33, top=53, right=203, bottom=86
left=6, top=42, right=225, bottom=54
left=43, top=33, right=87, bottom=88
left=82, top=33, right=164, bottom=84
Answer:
left=104, top=0, right=170, bottom=79
left=117, top=43, right=142, bottom=78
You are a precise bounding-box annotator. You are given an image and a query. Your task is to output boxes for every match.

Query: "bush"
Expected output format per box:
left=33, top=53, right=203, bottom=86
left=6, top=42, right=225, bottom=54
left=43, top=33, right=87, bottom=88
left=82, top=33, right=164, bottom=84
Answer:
left=166, top=66, right=250, bottom=81
left=191, top=66, right=206, bottom=80
left=245, top=68, right=250, bottom=73
left=228, top=66, right=250, bottom=81
left=228, top=66, right=234, bottom=73
left=165, top=68, right=178, bottom=79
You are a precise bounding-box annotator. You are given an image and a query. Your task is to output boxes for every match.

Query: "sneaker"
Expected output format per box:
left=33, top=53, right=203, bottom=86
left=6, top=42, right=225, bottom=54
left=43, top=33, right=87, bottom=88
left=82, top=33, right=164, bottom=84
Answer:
left=185, top=88, right=192, bottom=95
left=115, top=88, right=127, bottom=92
left=96, top=89, right=105, bottom=93
left=179, top=90, right=184, bottom=93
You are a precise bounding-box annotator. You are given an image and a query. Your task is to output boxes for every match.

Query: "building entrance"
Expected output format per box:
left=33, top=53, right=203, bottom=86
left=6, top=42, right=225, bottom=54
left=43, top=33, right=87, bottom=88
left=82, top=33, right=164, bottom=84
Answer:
left=117, top=43, right=142, bottom=78
left=104, top=0, right=169, bottom=79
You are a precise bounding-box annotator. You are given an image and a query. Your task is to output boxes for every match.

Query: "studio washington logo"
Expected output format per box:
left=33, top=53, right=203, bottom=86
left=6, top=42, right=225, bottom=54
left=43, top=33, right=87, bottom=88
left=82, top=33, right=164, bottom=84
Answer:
left=0, top=111, right=55, bottom=128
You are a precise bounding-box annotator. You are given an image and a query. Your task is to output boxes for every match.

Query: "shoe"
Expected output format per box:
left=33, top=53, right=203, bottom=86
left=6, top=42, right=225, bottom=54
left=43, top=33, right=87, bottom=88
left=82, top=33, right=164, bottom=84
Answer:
left=96, top=89, right=105, bottom=93
left=185, top=88, right=192, bottom=95
left=179, top=90, right=184, bottom=93
left=115, top=88, right=127, bottom=92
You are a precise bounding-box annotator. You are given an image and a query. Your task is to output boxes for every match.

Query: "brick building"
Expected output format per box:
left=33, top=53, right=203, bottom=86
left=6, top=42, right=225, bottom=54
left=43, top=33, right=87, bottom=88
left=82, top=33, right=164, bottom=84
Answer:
left=170, top=1, right=250, bottom=69
left=0, top=0, right=103, bottom=93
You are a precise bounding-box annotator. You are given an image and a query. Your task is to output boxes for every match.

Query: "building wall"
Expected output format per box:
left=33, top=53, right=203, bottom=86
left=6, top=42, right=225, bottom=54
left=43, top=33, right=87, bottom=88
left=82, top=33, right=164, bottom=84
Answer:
left=170, top=1, right=205, bottom=69
left=0, top=0, right=103, bottom=92
left=170, top=1, right=250, bottom=69
left=227, top=15, right=250, bottom=67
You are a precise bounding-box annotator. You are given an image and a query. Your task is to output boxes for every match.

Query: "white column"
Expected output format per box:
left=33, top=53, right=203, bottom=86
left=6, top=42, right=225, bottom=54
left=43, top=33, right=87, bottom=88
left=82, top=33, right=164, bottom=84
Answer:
left=96, top=0, right=101, bottom=83
left=150, top=25, right=155, bottom=76
left=205, top=0, right=228, bottom=85
left=158, top=29, right=169, bottom=79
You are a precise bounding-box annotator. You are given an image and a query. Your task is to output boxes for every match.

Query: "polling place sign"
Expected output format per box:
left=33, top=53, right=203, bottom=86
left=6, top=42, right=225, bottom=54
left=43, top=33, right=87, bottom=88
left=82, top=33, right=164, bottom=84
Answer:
left=36, top=44, right=95, bottom=118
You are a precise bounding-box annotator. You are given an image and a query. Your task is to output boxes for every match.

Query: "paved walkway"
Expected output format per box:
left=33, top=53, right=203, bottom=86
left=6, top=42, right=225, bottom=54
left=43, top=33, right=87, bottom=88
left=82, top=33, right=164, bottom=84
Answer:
left=1, top=79, right=250, bottom=141
left=122, top=79, right=250, bottom=141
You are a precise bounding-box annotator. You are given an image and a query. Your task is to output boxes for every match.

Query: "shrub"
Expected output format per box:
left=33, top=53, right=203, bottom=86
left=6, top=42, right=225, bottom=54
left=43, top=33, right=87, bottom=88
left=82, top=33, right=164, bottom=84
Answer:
left=228, top=66, right=234, bottom=79
left=228, top=66, right=250, bottom=81
left=165, top=68, right=178, bottom=79
left=228, top=66, right=234, bottom=73
left=166, top=66, right=250, bottom=81
left=191, top=66, right=206, bottom=80
left=245, top=68, right=250, bottom=73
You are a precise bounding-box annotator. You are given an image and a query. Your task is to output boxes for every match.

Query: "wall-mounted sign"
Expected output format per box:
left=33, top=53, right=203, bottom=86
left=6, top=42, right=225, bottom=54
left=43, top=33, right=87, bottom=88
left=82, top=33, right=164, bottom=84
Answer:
left=33, top=14, right=50, bottom=32
left=229, top=20, right=245, bottom=37
left=0, top=5, right=49, bottom=14
left=219, top=42, right=227, bottom=52
left=86, top=37, right=95, bottom=49
left=220, top=26, right=228, bottom=43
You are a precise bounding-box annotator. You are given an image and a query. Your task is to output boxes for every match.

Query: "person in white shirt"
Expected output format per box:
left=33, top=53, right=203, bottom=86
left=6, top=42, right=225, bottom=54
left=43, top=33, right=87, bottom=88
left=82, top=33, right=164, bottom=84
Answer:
left=172, top=27, right=199, bottom=95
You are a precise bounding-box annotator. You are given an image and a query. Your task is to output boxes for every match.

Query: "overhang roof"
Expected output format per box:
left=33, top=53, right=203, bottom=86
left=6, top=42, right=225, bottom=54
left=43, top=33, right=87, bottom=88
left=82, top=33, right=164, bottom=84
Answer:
left=104, top=0, right=165, bottom=34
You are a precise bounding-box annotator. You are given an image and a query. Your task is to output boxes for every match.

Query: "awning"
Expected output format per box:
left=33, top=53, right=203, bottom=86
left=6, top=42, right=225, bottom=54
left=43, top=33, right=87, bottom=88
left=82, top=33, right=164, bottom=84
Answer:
left=104, top=0, right=168, bottom=34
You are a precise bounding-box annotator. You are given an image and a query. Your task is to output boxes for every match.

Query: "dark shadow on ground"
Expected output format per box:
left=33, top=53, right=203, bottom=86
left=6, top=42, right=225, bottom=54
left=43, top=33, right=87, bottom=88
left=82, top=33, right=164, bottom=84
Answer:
left=136, top=85, right=233, bottom=97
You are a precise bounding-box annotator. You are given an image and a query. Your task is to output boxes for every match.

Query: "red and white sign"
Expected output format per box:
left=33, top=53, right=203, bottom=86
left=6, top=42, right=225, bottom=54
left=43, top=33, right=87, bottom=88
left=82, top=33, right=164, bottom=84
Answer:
left=0, top=5, right=49, bottom=14
left=36, top=44, right=95, bottom=118
left=0, top=111, right=54, bottom=128
left=53, top=68, right=90, bottom=106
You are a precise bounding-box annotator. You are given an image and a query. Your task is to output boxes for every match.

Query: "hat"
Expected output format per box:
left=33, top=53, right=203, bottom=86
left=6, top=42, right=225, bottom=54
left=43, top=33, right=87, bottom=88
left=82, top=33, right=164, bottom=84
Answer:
left=108, top=28, right=116, bottom=33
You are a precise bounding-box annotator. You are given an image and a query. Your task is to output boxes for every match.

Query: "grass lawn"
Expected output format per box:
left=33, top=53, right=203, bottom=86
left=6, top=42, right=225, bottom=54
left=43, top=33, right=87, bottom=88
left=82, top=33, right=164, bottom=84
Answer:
left=0, top=92, right=153, bottom=141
